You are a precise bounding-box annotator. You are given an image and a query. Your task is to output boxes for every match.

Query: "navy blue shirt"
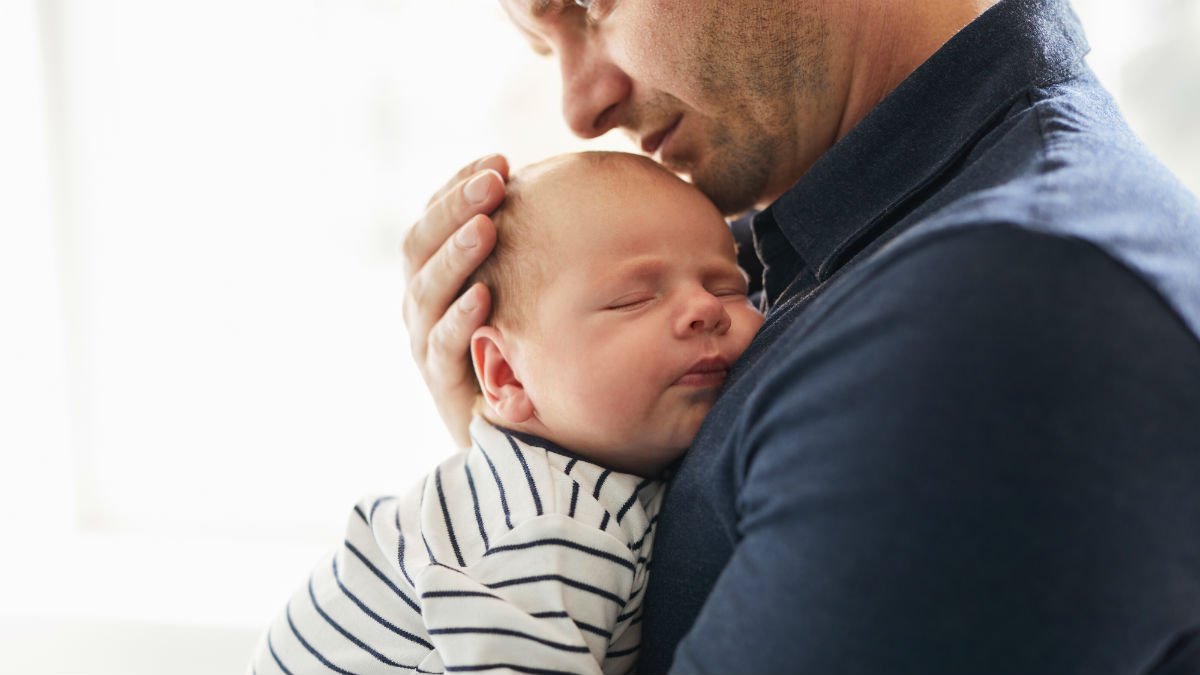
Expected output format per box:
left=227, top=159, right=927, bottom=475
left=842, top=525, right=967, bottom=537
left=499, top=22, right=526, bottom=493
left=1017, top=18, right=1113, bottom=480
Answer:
left=639, top=0, right=1200, bottom=673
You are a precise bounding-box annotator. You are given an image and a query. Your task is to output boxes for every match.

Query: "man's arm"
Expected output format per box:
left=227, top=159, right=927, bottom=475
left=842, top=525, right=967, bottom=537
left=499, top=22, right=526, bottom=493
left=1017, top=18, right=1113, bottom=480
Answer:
left=670, top=226, right=1200, bottom=673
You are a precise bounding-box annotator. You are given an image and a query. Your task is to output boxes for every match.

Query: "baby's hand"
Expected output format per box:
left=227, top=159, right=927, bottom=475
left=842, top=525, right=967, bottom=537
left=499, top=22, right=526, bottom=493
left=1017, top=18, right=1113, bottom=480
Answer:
left=401, top=155, right=508, bottom=447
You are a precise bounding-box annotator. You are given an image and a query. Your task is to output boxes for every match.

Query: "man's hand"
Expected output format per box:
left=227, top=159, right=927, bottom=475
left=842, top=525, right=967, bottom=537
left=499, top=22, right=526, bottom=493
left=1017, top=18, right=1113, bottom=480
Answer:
left=402, top=154, right=508, bottom=447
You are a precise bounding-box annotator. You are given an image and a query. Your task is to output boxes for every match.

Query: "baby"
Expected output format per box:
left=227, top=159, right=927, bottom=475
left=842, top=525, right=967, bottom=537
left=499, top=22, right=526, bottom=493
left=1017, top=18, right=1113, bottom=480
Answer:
left=252, top=152, right=764, bottom=675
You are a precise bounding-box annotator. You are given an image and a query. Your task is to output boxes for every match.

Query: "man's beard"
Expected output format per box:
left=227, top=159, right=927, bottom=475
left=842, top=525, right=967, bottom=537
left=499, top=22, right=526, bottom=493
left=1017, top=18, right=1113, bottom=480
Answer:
left=684, top=121, right=777, bottom=216
left=624, top=93, right=781, bottom=216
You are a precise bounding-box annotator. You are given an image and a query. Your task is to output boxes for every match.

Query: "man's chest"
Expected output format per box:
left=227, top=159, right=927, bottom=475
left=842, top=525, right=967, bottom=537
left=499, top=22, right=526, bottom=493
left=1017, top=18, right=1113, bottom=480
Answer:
left=636, top=277, right=826, bottom=671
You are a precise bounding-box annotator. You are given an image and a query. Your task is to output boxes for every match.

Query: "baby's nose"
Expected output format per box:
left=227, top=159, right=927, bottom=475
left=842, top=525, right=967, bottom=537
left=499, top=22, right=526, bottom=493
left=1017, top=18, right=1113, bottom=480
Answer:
left=681, top=293, right=731, bottom=336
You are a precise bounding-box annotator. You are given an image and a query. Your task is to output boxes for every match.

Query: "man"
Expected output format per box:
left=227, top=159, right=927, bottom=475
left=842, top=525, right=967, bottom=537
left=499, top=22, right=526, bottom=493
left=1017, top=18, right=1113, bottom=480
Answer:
left=402, top=0, right=1200, bottom=672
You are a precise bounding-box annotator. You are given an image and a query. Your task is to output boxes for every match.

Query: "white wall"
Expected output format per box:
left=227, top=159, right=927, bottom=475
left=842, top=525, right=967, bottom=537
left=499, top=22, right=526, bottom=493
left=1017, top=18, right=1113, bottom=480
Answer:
left=1, top=1, right=628, bottom=672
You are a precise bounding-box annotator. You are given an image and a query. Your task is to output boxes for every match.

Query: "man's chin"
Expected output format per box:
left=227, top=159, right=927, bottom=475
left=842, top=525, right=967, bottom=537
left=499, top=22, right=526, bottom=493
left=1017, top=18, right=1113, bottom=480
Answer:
left=691, top=170, right=767, bottom=216
left=675, top=143, right=773, bottom=215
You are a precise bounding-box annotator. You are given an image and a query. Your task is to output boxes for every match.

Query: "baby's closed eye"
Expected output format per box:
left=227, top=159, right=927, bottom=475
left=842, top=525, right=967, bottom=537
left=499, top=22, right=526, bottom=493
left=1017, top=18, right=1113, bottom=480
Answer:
left=605, top=294, right=656, bottom=311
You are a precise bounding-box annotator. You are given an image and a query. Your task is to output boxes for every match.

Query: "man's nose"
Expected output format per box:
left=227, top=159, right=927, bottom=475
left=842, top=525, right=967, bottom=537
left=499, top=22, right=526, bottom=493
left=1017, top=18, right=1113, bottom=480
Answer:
left=677, top=292, right=732, bottom=337
left=560, top=47, right=630, bottom=139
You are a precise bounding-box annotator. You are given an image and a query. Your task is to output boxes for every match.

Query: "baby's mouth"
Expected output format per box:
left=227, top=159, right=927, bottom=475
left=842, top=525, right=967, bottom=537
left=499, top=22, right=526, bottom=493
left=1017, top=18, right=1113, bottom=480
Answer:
left=674, top=356, right=729, bottom=387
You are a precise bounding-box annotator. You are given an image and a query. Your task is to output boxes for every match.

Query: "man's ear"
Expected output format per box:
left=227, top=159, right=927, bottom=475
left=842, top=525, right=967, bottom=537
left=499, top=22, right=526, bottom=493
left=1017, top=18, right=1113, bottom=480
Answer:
left=470, top=326, right=535, bottom=425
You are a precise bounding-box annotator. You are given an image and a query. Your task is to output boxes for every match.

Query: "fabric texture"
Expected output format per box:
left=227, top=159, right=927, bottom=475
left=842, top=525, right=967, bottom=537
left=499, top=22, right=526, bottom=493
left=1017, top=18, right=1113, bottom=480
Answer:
left=638, top=0, right=1200, bottom=673
left=253, top=416, right=662, bottom=675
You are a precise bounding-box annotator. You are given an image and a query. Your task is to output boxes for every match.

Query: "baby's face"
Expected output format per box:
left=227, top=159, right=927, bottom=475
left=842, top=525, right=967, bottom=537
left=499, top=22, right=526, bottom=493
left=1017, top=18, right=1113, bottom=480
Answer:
left=508, top=158, right=764, bottom=475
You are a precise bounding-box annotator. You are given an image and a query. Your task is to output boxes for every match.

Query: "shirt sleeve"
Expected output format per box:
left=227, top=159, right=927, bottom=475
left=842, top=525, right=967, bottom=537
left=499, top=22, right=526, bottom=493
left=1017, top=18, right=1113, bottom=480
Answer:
left=668, top=226, right=1200, bottom=673
left=248, top=497, right=440, bottom=675
left=417, top=512, right=640, bottom=675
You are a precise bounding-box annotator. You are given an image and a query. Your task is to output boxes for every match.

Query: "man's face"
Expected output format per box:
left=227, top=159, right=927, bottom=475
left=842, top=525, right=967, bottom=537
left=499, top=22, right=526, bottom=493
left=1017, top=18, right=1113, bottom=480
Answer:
left=499, top=0, right=842, bottom=215
left=508, top=156, right=764, bottom=475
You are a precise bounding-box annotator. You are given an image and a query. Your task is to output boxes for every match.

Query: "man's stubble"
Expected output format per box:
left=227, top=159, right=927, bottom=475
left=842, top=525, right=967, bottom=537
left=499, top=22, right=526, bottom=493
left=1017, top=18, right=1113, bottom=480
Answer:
left=685, top=1, right=834, bottom=215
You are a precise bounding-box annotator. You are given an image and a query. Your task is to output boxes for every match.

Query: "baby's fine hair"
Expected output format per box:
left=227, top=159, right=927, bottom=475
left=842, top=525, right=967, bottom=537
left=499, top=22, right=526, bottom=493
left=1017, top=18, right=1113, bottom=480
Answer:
left=466, top=183, right=538, bottom=331
left=466, top=151, right=664, bottom=330
left=462, top=151, right=670, bottom=393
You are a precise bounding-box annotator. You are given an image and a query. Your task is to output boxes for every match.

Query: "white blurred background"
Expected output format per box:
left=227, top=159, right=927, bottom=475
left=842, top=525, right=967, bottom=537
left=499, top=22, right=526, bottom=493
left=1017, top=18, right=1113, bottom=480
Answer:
left=1, top=0, right=1197, bottom=672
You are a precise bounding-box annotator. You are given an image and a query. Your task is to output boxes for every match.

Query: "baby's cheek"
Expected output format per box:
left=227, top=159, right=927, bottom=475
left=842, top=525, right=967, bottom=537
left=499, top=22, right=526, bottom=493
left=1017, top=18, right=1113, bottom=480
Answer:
left=588, top=380, right=654, bottom=421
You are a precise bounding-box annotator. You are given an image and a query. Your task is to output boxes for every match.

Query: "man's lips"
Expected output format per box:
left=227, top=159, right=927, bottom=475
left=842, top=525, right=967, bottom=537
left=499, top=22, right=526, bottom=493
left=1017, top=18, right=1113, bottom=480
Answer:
left=674, top=355, right=730, bottom=387
left=640, top=115, right=683, bottom=159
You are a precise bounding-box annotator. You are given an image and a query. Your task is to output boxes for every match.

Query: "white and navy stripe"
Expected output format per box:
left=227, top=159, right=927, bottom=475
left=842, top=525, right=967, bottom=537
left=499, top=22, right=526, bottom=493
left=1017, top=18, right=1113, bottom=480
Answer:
left=251, top=416, right=663, bottom=675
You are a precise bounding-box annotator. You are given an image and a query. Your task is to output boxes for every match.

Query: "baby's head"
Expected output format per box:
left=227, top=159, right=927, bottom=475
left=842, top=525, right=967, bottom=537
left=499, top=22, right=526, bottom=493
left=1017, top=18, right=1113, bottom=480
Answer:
left=467, top=152, right=763, bottom=476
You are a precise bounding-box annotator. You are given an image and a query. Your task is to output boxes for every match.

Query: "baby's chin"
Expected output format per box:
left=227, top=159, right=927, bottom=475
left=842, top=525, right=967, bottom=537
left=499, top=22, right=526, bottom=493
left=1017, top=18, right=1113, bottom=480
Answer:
left=678, top=397, right=718, bottom=438
left=480, top=400, right=712, bottom=477
left=654, top=443, right=692, bottom=474
left=641, top=412, right=711, bottom=472
left=568, top=430, right=693, bottom=478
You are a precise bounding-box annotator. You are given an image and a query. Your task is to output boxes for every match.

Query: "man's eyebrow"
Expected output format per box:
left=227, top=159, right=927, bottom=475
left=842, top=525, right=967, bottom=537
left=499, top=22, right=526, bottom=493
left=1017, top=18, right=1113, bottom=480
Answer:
left=531, top=0, right=567, bottom=19
left=531, top=0, right=553, bottom=17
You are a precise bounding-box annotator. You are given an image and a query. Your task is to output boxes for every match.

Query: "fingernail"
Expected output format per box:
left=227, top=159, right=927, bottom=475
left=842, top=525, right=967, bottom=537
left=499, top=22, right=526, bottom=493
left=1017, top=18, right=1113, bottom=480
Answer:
left=460, top=286, right=480, bottom=312
left=455, top=221, right=479, bottom=248
left=474, top=154, right=501, bottom=172
left=464, top=172, right=492, bottom=204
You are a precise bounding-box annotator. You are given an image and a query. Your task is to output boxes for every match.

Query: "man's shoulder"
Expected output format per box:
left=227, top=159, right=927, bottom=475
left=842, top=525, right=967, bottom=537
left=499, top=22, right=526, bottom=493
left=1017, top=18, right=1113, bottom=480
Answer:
left=885, top=75, right=1200, bottom=339
left=764, top=222, right=1198, bottom=366
left=926, top=69, right=1199, bottom=231
left=735, top=222, right=1200, bottom=453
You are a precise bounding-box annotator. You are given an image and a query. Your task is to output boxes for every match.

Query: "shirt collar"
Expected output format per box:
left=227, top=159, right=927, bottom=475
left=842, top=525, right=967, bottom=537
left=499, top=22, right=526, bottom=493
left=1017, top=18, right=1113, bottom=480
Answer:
left=753, top=0, right=1090, bottom=307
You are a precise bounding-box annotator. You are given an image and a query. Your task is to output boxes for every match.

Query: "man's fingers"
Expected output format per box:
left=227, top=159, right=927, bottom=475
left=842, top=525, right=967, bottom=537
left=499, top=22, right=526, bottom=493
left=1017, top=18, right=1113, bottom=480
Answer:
left=426, top=282, right=492, bottom=376
left=397, top=154, right=507, bottom=447
left=425, top=154, right=510, bottom=208
left=403, top=153, right=509, bottom=278
left=403, top=168, right=507, bottom=279
left=403, top=213, right=498, bottom=356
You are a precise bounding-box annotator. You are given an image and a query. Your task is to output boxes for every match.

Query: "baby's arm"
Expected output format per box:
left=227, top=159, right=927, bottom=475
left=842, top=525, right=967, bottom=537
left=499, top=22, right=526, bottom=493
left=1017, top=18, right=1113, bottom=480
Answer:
left=249, top=495, right=442, bottom=675
left=416, top=513, right=640, bottom=675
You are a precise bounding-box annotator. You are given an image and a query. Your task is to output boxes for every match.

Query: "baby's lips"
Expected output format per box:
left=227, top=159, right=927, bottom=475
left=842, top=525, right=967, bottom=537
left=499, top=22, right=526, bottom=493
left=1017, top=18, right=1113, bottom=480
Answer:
left=673, top=355, right=730, bottom=386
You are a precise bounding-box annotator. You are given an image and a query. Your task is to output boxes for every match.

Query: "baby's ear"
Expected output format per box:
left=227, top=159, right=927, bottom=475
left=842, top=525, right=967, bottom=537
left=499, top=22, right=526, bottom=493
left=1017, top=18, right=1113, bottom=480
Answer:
left=470, top=326, right=535, bottom=425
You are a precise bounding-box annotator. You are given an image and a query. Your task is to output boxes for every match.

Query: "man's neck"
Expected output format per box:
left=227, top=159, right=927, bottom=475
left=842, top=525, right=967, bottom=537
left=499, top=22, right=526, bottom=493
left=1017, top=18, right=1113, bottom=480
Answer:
left=835, top=0, right=1000, bottom=141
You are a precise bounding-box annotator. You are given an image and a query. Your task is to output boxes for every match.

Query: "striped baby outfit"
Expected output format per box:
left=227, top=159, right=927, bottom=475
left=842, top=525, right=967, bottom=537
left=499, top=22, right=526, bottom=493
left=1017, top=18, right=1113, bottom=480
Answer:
left=252, top=415, right=663, bottom=675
